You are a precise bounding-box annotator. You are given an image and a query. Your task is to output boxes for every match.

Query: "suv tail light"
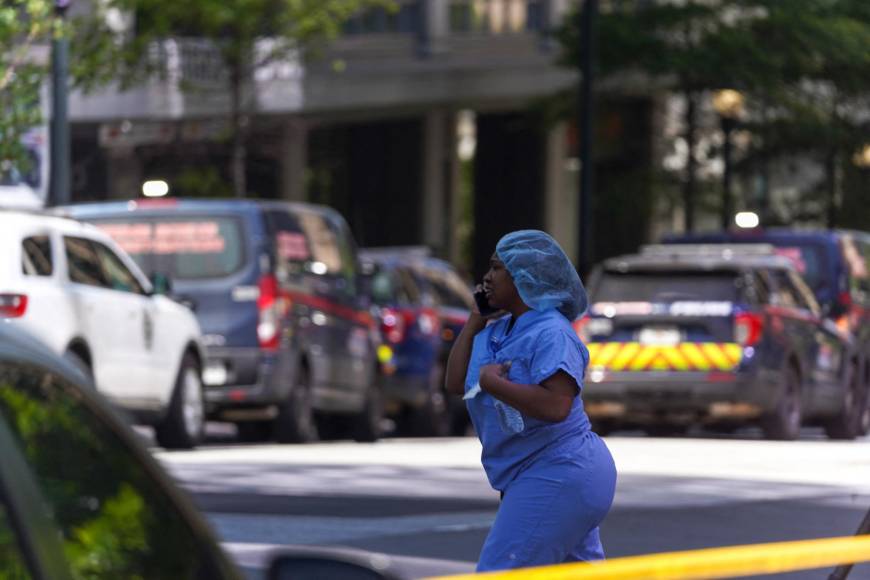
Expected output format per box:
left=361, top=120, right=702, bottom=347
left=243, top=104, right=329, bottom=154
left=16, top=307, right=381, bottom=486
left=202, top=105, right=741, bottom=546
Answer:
left=257, top=275, right=285, bottom=350
left=0, top=294, right=27, bottom=318
left=417, top=308, right=440, bottom=336
left=573, top=315, right=590, bottom=342
left=734, top=312, right=763, bottom=346
left=380, top=307, right=407, bottom=344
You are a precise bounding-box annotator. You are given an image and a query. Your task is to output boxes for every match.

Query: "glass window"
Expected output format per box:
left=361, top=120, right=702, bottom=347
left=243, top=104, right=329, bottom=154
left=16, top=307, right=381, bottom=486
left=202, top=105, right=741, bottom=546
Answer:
left=765, top=269, right=800, bottom=309
left=94, top=217, right=245, bottom=281
left=369, top=270, right=396, bottom=306
left=769, top=244, right=826, bottom=293
left=64, top=237, right=109, bottom=288
left=593, top=272, right=740, bottom=303
left=0, top=497, right=33, bottom=578
left=297, top=213, right=343, bottom=275
left=21, top=236, right=53, bottom=277
left=0, top=362, right=230, bottom=579
left=788, top=270, right=821, bottom=316
left=448, top=0, right=536, bottom=34
left=93, top=242, right=145, bottom=295
left=748, top=271, right=770, bottom=305
left=416, top=265, right=473, bottom=309
left=266, top=210, right=310, bottom=278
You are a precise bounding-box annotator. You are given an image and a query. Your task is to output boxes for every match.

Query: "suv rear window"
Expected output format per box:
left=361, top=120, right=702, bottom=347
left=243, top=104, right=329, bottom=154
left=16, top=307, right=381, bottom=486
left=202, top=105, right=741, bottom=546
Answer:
left=95, top=217, right=245, bottom=280
left=594, top=272, right=740, bottom=303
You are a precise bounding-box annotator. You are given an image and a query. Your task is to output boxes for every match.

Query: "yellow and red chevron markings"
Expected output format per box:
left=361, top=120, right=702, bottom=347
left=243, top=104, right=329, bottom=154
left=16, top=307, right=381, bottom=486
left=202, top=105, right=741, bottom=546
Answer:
left=587, top=342, right=743, bottom=372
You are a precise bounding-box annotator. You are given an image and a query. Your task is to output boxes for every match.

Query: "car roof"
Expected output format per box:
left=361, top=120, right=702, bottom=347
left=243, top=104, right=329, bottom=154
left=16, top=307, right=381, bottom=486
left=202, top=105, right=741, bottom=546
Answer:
left=0, top=207, right=102, bottom=236
left=666, top=227, right=870, bottom=245
left=54, top=198, right=343, bottom=220
left=603, top=244, right=796, bottom=274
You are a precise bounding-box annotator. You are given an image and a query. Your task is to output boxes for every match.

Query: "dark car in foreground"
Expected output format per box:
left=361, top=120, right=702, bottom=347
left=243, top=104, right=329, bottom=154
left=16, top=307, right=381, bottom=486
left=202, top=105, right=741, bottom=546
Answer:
left=578, top=244, right=861, bottom=440
left=61, top=199, right=384, bottom=444
left=0, top=324, right=477, bottom=579
left=665, top=228, right=870, bottom=434
left=360, top=249, right=474, bottom=436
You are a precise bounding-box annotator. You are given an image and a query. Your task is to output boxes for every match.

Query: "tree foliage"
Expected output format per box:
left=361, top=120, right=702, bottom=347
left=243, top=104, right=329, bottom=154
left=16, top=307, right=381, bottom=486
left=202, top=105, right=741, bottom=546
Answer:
left=73, top=0, right=390, bottom=197
left=0, top=0, right=55, bottom=177
left=558, top=0, right=870, bottom=230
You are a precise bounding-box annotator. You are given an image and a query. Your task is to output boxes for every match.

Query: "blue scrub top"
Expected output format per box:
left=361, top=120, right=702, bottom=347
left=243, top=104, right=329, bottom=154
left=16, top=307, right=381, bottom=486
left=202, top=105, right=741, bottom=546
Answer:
left=464, top=308, right=592, bottom=491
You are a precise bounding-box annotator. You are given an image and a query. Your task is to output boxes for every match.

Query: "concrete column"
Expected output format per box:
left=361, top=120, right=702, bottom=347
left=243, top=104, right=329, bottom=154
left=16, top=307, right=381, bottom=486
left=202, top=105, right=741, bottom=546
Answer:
left=280, top=117, right=308, bottom=202
left=105, top=147, right=142, bottom=199
left=447, top=111, right=464, bottom=266
left=543, top=122, right=578, bottom=265
left=421, top=110, right=448, bottom=254
left=419, top=0, right=449, bottom=57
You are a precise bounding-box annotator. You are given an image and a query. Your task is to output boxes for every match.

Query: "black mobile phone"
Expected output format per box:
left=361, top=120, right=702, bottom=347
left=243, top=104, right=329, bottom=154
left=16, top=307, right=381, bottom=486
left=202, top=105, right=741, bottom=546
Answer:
left=474, top=289, right=498, bottom=316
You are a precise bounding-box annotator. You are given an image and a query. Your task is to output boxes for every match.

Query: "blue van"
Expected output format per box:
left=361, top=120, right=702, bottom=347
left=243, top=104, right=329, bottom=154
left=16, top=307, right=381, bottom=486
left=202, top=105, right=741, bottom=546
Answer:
left=62, top=199, right=384, bottom=443
left=664, top=228, right=870, bottom=436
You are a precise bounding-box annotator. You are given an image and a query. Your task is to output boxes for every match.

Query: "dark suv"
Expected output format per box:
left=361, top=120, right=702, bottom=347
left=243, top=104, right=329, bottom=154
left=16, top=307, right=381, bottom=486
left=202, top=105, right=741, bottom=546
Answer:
left=579, top=244, right=861, bottom=440
left=62, top=199, right=383, bottom=443
left=665, top=228, right=870, bottom=434
left=360, top=249, right=474, bottom=436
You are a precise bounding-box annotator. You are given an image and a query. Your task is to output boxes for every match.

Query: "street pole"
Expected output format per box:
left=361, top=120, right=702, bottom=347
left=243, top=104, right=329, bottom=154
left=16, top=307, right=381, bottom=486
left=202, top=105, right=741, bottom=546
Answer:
left=48, top=0, right=71, bottom=207
left=720, top=117, right=734, bottom=230
left=577, top=0, right=597, bottom=277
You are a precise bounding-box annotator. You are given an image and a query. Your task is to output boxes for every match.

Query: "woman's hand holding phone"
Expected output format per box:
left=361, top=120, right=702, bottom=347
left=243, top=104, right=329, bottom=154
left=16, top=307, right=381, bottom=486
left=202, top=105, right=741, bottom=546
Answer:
left=473, top=284, right=501, bottom=318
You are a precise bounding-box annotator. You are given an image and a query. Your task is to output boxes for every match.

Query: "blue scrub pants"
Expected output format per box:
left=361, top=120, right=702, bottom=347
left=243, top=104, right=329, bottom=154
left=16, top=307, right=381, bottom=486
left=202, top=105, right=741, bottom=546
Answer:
left=476, top=433, right=616, bottom=572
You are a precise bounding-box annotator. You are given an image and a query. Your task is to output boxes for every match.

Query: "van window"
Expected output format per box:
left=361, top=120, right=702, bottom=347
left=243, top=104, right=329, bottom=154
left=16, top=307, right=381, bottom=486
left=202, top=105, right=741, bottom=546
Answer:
left=769, top=244, right=826, bottom=292
left=265, top=210, right=310, bottom=277
left=297, top=213, right=343, bottom=275
left=21, top=236, right=52, bottom=276
left=95, top=218, right=245, bottom=280
left=841, top=235, right=870, bottom=303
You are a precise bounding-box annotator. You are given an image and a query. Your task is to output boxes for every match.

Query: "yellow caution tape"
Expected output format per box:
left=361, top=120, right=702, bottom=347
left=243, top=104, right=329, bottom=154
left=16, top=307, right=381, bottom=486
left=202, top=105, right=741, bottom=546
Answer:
left=424, top=535, right=870, bottom=580
left=587, top=343, right=743, bottom=372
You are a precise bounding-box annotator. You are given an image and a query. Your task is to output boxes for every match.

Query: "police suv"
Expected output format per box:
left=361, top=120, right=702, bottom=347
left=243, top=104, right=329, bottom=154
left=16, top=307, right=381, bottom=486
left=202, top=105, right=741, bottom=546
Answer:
left=578, top=244, right=861, bottom=440
left=0, top=209, right=206, bottom=448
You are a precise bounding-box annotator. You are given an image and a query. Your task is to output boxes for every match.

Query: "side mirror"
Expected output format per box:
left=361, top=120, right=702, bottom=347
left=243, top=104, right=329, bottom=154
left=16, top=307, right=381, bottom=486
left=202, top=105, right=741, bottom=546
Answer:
left=149, top=272, right=172, bottom=295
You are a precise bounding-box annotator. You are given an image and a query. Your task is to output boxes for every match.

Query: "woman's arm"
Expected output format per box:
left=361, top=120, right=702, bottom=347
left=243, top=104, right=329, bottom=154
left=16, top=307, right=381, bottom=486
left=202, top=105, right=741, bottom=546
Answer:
left=479, top=366, right=577, bottom=423
left=444, top=313, right=487, bottom=396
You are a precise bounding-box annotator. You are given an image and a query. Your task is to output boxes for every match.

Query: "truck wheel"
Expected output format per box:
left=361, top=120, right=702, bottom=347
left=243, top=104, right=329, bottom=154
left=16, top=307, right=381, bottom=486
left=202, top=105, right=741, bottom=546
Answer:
left=824, top=362, right=865, bottom=440
left=155, top=353, right=205, bottom=450
left=350, top=380, right=383, bottom=443
left=761, top=365, right=801, bottom=441
left=274, top=364, right=319, bottom=443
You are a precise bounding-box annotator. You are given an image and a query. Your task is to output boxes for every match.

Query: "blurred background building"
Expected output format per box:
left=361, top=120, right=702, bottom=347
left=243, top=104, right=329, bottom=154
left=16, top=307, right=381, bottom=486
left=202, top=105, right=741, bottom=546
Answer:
left=65, top=0, right=658, bottom=278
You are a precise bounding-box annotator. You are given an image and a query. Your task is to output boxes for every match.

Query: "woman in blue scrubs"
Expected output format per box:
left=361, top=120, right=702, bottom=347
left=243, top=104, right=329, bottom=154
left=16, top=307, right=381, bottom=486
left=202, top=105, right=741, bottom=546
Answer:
left=445, top=230, right=616, bottom=572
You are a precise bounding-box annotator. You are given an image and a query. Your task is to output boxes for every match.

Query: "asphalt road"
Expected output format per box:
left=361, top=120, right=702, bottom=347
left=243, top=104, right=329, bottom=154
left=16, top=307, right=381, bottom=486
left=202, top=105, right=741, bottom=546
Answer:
left=156, top=427, right=870, bottom=579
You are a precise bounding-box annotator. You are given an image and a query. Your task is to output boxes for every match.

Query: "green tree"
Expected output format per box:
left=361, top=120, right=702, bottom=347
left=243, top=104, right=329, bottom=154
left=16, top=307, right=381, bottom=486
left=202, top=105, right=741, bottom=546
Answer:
left=560, top=0, right=761, bottom=232
left=73, top=0, right=390, bottom=198
left=558, top=0, right=870, bottom=232
left=0, top=0, right=55, bottom=179
left=735, top=0, right=870, bottom=227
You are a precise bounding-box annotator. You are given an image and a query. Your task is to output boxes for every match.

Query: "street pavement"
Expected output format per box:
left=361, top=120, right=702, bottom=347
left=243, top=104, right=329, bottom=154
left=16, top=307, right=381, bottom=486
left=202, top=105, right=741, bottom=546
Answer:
left=156, top=428, right=870, bottom=579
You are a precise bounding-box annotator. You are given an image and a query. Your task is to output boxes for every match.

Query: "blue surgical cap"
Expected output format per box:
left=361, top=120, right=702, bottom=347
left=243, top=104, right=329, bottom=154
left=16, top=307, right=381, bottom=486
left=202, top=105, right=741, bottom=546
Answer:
left=496, top=230, right=588, bottom=321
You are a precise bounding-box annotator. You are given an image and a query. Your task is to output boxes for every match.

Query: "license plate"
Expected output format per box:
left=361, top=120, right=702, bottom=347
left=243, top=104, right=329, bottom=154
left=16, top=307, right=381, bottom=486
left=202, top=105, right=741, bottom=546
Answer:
left=638, top=327, right=681, bottom=346
left=203, top=363, right=228, bottom=386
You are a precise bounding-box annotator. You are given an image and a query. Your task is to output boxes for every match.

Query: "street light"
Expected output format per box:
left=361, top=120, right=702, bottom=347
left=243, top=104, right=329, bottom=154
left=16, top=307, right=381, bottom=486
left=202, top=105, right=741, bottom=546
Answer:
left=712, top=89, right=745, bottom=230
left=853, top=144, right=870, bottom=169
left=48, top=0, right=72, bottom=207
